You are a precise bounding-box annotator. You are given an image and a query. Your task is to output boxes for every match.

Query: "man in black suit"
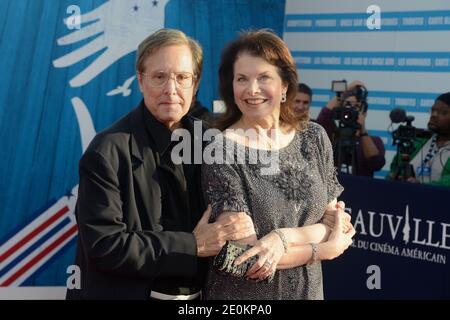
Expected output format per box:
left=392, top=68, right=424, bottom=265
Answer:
left=66, top=29, right=255, bottom=300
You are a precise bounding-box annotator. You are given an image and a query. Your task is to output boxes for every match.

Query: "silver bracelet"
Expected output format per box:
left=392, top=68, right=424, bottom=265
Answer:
left=272, top=229, right=288, bottom=252
left=310, top=243, right=318, bottom=263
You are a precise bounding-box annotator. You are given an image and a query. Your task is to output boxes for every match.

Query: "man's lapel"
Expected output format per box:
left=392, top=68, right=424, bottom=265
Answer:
left=129, top=104, right=162, bottom=226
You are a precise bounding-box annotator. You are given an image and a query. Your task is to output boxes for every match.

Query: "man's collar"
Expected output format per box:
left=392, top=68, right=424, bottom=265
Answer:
left=141, top=101, right=200, bottom=155
left=142, top=102, right=173, bottom=155
left=436, top=133, right=450, bottom=148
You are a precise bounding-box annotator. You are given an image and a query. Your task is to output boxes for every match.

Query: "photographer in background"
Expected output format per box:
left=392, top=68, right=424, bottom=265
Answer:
left=294, top=83, right=312, bottom=117
left=316, top=80, right=385, bottom=177
left=389, top=92, right=450, bottom=186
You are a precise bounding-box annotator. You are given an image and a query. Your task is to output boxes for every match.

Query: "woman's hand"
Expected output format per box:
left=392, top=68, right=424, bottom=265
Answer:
left=233, top=231, right=285, bottom=282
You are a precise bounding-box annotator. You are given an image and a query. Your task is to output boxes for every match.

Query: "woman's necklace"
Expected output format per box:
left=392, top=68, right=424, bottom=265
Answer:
left=235, top=119, right=284, bottom=150
left=255, top=129, right=277, bottom=150
left=238, top=125, right=278, bottom=150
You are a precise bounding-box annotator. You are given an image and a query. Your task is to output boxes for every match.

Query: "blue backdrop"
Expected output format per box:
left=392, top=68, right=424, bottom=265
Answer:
left=0, top=0, right=285, bottom=287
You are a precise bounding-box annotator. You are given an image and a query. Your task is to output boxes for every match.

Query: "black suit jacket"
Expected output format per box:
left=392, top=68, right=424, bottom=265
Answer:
left=67, top=101, right=206, bottom=299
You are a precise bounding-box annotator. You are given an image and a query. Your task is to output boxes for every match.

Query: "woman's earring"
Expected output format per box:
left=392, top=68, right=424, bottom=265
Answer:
left=281, top=92, right=287, bottom=103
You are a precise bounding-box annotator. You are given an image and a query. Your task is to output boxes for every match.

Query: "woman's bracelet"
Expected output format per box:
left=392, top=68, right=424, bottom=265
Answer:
left=309, top=243, right=318, bottom=263
left=272, top=229, right=288, bottom=252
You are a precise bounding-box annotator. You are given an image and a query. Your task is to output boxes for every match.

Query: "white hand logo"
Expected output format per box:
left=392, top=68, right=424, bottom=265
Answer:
left=17, top=3, right=169, bottom=279
left=53, top=0, right=167, bottom=87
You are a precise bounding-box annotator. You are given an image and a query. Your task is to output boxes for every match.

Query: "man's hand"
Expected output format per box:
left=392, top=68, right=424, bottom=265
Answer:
left=326, top=96, right=340, bottom=110
left=322, top=201, right=352, bottom=233
left=347, top=80, right=367, bottom=91
left=319, top=209, right=356, bottom=260
left=193, top=206, right=256, bottom=257
left=357, top=111, right=367, bottom=134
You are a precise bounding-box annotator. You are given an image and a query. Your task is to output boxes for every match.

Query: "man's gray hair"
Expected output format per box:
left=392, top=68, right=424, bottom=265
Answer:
left=136, top=28, right=203, bottom=88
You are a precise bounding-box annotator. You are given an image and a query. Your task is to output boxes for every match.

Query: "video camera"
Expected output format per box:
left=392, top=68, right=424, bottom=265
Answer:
left=389, top=108, right=416, bottom=155
left=389, top=108, right=417, bottom=181
left=331, top=80, right=368, bottom=132
left=329, top=80, right=368, bottom=175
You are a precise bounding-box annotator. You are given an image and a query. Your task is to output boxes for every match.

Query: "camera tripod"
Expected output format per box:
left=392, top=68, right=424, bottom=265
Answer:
left=334, top=134, right=359, bottom=175
left=393, top=152, right=415, bottom=181
left=331, top=115, right=361, bottom=175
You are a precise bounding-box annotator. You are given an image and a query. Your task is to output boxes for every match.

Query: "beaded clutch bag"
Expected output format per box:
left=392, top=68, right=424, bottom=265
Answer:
left=213, top=241, right=257, bottom=277
left=213, top=241, right=275, bottom=283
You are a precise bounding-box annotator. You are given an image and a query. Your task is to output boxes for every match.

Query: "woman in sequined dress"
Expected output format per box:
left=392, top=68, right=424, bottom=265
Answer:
left=201, top=30, right=355, bottom=300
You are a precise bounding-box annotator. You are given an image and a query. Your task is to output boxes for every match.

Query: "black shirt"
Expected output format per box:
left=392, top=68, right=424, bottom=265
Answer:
left=142, top=107, right=207, bottom=294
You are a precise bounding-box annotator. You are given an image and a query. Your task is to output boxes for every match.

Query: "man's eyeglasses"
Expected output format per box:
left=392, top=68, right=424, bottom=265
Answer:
left=140, top=71, right=196, bottom=89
